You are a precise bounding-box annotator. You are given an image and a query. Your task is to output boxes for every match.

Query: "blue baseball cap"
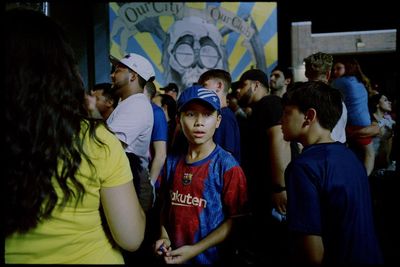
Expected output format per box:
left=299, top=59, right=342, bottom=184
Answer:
left=177, top=85, right=221, bottom=112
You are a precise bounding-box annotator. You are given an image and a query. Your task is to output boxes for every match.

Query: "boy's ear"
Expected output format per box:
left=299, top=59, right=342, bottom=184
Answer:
left=216, top=80, right=224, bottom=93
left=215, top=113, right=222, bottom=129
left=326, top=70, right=331, bottom=81
left=284, top=78, right=292, bottom=86
left=105, top=98, right=114, bottom=108
left=304, top=108, right=317, bottom=124
left=130, top=71, right=137, bottom=82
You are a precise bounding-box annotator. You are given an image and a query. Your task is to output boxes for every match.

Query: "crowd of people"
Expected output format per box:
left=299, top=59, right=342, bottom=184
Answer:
left=5, top=7, right=398, bottom=265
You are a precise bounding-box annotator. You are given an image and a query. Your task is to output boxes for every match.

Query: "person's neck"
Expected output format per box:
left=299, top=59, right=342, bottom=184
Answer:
left=186, top=141, right=216, bottom=164
left=103, top=109, right=114, bottom=120
left=121, top=86, right=141, bottom=101
left=220, top=97, right=227, bottom=108
left=302, top=127, right=334, bottom=147
left=272, top=87, right=286, bottom=98
left=310, top=76, right=328, bottom=84
left=254, top=90, right=268, bottom=102
left=374, top=109, right=386, bottom=120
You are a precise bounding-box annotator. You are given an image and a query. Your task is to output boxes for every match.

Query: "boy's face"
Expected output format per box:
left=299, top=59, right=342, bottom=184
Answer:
left=91, top=89, right=110, bottom=114
left=269, top=70, right=286, bottom=91
left=237, top=80, right=255, bottom=105
left=179, top=101, right=221, bottom=146
left=281, top=105, right=306, bottom=142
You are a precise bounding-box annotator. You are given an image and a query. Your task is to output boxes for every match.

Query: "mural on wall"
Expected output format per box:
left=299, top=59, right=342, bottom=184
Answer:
left=109, top=2, right=277, bottom=91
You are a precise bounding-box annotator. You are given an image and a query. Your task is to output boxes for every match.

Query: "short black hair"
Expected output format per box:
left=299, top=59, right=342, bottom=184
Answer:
left=368, top=93, right=384, bottom=115
left=198, top=69, right=232, bottom=94
left=160, top=82, right=179, bottom=93
left=144, top=81, right=157, bottom=99
left=282, top=81, right=343, bottom=131
left=271, top=65, right=293, bottom=81
left=93, top=83, right=119, bottom=109
left=239, top=69, right=269, bottom=89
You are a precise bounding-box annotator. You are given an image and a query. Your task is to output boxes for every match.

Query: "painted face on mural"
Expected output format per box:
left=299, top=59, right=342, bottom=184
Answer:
left=166, top=16, right=225, bottom=91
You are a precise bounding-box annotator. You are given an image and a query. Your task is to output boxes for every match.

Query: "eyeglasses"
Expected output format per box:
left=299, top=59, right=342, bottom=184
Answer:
left=172, top=34, right=221, bottom=69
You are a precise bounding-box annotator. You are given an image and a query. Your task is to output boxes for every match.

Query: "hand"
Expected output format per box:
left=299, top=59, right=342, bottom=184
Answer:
left=271, top=190, right=287, bottom=215
left=154, top=238, right=171, bottom=256
left=163, top=245, right=197, bottom=264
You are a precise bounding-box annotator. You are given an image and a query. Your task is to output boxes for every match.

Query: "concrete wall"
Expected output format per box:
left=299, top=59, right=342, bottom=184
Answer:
left=291, top=21, right=397, bottom=82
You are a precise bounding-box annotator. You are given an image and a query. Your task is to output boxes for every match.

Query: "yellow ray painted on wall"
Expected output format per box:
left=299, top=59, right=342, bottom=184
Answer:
left=134, top=32, right=163, bottom=72
left=159, top=16, right=174, bottom=33
left=238, top=62, right=253, bottom=78
left=265, top=33, right=278, bottom=67
left=110, top=2, right=119, bottom=14
left=220, top=2, right=240, bottom=13
left=252, top=3, right=275, bottom=30
left=154, top=81, right=161, bottom=90
left=186, top=2, right=206, bottom=10
left=110, top=41, right=123, bottom=58
left=228, top=35, right=248, bottom=71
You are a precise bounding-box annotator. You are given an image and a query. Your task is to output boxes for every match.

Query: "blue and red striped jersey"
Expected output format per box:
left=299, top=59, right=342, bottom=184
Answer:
left=160, top=145, right=248, bottom=264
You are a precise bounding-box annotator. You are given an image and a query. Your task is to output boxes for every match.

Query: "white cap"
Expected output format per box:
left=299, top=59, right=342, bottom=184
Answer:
left=110, top=53, right=155, bottom=81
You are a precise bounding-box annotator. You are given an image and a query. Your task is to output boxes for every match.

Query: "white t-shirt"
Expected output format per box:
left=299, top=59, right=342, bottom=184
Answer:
left=107, top=93, right=154, bottom=168
left=331, top=102, right=347, bottom=143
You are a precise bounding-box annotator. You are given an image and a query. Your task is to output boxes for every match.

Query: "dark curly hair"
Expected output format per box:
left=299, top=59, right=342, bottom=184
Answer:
left=5, top=8, right=103, bottom=236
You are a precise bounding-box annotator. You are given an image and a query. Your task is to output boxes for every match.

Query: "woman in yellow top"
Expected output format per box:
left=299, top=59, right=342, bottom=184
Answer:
left=5, top=8, right=145, bottom=264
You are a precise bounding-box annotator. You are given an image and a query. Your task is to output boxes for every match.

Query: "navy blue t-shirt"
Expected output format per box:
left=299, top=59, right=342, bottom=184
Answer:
left=285, top=142, right=383, bottom=264
left=214, top=107, right=241, bottom=163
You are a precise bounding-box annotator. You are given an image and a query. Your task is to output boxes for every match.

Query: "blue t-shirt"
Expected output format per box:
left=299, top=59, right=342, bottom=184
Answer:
left=160, top=145, right=248, bottom=264
left=331, top=76, right=371, bottom=126
left=151, top=103, right=168, bottom=142
left=285, top=142, right=383, bottom=264
left=214, top=107, right=241, bottom=163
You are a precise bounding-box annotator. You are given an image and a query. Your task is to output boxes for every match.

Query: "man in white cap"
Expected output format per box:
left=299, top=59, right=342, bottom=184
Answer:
left=107, top=53, right=156, bottom=213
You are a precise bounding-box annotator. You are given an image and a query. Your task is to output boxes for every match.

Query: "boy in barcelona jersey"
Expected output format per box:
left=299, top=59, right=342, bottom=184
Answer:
left=154, top=85, right=248, bottom=264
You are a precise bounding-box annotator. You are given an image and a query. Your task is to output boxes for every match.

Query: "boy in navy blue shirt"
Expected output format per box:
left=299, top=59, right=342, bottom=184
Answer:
left=281, top=81, right=383, bottom=265
left=154, top=85, right=248, bottom=264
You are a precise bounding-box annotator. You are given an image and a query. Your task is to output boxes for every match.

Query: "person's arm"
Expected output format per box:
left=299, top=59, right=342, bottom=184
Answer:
left=293, top=234, right=324, bottom=265
left=149, top=141, right=167, bottom=184
left=163, top=218, right=233, bottom=264
left=347, top=123, right=380, bottom=139
left=100, top=181, right=146, bottom=252
left=268, top=125, right=291, bottom=214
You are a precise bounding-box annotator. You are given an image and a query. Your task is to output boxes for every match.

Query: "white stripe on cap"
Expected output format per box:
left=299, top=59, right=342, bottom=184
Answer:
left=198, top=88, right=215, bottom=99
